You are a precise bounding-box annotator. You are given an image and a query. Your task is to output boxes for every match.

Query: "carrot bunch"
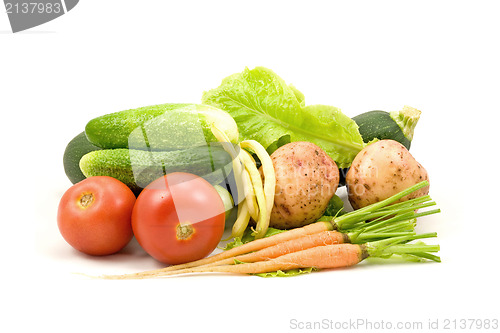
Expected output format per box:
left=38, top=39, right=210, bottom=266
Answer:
left=101, top=181, right=440, bottom=279
left=137, top=234, right=439, bottom=277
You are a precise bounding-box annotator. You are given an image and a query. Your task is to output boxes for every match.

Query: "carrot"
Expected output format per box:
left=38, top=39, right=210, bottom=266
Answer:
left=101, top=223, right=431, bottom=280
left=106, top=234, right=440, bottom=278
left=210, top=243, right=365, bottom=274
left=101, top=181, right=438, bottom=279
left=108, top=220, right=334, bottom=279
left=199, top=219, right=419, bottom=270
left=199, top=231, right=349, bottom=269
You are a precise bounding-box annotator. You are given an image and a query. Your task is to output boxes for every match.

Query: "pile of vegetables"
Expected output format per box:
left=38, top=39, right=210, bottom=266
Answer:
left=58, top=66, right=440, bottom=278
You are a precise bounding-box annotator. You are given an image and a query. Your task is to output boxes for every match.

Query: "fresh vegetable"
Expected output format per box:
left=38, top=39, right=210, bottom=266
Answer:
left=346, top=139, right=429, bottom=210
left=57, top=176, right=136, bottom=256
left=131, top=172, right=226, bottom=265
left=241, top=167, right=259, bottom=221
left=58, top=67, right=441, bottom=280
left=213, top=184, right=235, bottom=223
left=110, top=217, right=422, bottom=278
left=85, top=103, right=188, bottom=149
left=238, top=150, right=268, bottom=236
left=85, top=103, right=238, bottom=150
left=253, top=267, right=316, bottom=278
left=210, top=124, right=276, bottom=239
left=323, top=194, right=347, bottom=217
left=163, top=220, right=424, bottom=271
left=104, top=234, right=439, bottom=278
left=79, top=144, right=233, bottom=193
left=352, top=106, right=421, bottom=150
left=202, top=66, right=366, bottom=168
left=240, top=140, right=276, bottom=238
left=165, top=240, right=439, bottom=276
left=104, top=181, right=438, bottom=278
left=210, top=124, right=253, bottom=236
left=269, top=141, right=339, bottom=229
left=63, top=131, right=102, bottom=184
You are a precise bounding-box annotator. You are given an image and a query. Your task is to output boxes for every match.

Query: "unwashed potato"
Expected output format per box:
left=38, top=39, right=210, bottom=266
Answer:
left=346, top=139, right=429, bottom=210
left=269, top=142, right=339, bottom=229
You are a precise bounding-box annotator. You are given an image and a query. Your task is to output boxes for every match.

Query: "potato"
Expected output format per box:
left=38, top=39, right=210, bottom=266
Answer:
left=269, top=141, right=339, bottom=229
left=346, top=139, right=429, bottom=210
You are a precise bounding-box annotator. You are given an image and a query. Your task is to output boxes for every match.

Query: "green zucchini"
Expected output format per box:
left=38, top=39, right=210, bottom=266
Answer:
left=85, top=103, right=239, bottom=150
left=79, top=144, right=233, bottom=193
left=352, top=106, right=421, bottom=150
left=63, top=131, right=102, bottom=184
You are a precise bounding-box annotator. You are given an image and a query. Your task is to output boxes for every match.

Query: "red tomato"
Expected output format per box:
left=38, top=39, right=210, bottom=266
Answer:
left=132, top=172, right=225, bottom=265
left=57, top=176, right=136, bottom=256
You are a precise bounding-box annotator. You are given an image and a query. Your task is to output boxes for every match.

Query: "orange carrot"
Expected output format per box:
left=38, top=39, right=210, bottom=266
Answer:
left=113, top=221, right=334, bottom=279
left=102, top=234, right=439, bottom=279
left=157, top=222, right=415, bottom=273
left=223, top=244, right=364, bottom=273
left=98, top=244, right=362, bottom=279
left=235, top=230, right=347, bottom=263
left=103, top=222, right=416, bottom=279
left=129, top=244, right=365, bottom=277
left=182, top=230, right=348, bottom=270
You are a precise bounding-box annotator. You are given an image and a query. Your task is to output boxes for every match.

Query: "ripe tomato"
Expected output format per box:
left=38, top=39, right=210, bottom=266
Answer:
left=132, top=172, right=225, bottom=265
left=57, top=176, right=136, bottom=256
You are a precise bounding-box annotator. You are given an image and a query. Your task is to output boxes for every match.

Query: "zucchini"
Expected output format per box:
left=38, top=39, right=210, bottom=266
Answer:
left=79, top=144, right=234, bottom=193
left=352, top=106, right=421, bottom=150
left=85, top=103, right=239, bottom=150
left=63, top=131, right=102, bottom=184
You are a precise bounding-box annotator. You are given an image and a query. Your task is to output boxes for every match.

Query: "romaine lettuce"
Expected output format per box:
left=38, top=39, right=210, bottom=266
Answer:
left=202, top=67, right=365, bottom=168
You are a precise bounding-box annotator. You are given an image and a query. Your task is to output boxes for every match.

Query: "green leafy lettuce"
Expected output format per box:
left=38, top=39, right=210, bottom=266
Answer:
left=222, top=227, right=285, bottom=251
left=202, top=67, right=365, bottom=168
left=253, top=267, right=317, bottom=278
left=324, top=194, right=347, bottom=217
left=233, top=259, right=317, bottom=278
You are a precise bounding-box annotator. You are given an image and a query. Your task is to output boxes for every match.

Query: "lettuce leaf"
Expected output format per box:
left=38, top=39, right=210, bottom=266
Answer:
left=202, top=67, right=365, bottom=167
left=323, top=194, right=347, bottom=217
left=233, top=259, right=317, bottom=278
left=253, top=267, right=317, bottom=278
left=222, top=226, right=285, bottom=251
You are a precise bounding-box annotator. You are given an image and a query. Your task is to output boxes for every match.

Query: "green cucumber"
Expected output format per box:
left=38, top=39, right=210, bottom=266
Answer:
left=79, top=144, right=234, bottom=193
left=352, top=106, right=421, bottom=150
left=63, top=131, right=102, bottom=184
left=85, top=103, right=239, bottom=150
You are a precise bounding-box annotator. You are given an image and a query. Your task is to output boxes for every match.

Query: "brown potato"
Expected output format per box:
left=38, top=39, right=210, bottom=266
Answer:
left=346, top=139, right=429, bottom=210
left=269, top=142, right=339, bottom=229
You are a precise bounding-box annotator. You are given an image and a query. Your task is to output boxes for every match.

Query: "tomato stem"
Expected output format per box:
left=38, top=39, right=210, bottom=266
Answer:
left=176, top=223, right=194, bottom=240
left=79, top=193, right=94, bottom=208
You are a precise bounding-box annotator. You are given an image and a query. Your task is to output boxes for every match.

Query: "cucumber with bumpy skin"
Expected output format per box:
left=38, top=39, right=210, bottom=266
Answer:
left=63, top=131, right=102, bottom=184
left=79, top=144, right=234, bottom=193
left=85, top=103, right=239, bottom=150
left=85, top=103, right=189, bottom=149
left=352, top=106, right=421, bottom=150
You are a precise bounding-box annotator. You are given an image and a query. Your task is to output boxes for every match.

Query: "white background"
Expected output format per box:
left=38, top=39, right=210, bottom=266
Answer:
left=1, top=1, right=499, bottom=332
